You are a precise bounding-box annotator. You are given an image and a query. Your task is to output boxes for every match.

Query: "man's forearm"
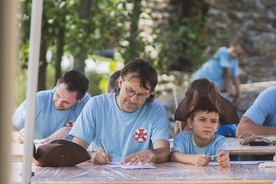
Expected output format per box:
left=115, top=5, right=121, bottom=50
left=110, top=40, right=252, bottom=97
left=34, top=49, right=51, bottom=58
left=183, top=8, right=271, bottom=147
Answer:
left=150, top=147, right=170, bottom=163
left=233, top=76, right=242, bottom=96
left=237, top=117, right=276, bottom=136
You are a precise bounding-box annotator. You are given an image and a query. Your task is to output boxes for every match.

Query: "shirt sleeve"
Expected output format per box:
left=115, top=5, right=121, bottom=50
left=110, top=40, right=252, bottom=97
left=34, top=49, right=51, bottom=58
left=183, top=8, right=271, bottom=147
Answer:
left=171, top=132, right=188, bottom=153
left=12, top=92, right=44, bottom=130
left=243, top=87, right=275, bottom=125
left=151, top=103, right=170, bottom=144
left=69, top=98, right=95, bottom=145
left=217, top=48, right=232, bottom=68
left=214, top=136, right=229, bottom=154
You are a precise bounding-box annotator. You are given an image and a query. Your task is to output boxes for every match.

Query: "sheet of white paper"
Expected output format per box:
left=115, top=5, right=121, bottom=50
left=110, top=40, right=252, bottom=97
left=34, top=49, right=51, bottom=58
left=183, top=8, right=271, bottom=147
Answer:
left=259, top=161, right=276, bottom=168
left=106, top=162, right=156, bottom=169
left=106, top=162, right=122, bottom=168
left=33, top=139, right=43, bottom=144
left=209, top=161, right=263, bottom=166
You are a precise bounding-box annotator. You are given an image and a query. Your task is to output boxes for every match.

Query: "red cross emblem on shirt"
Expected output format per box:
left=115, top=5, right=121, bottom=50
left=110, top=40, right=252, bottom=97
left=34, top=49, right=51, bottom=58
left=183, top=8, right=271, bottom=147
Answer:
left=134, top=128, right=148, bottom=143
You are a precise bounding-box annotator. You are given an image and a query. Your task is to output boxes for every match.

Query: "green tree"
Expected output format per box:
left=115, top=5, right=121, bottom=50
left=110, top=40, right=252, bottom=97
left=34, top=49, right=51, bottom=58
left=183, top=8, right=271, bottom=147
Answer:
left=17, top=0, right=212, bottom=98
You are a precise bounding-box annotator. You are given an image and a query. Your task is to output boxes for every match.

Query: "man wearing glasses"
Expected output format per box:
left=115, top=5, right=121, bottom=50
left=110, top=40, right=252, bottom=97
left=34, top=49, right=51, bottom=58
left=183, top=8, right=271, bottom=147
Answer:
left=69, top=59, right=170, bottom=165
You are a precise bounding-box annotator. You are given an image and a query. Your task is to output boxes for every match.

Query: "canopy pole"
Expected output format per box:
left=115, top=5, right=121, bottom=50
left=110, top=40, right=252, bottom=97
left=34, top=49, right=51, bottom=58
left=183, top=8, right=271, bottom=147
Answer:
left=21, top=0, right=43, bottom=183
left=172, top=88, right=182, bottom=132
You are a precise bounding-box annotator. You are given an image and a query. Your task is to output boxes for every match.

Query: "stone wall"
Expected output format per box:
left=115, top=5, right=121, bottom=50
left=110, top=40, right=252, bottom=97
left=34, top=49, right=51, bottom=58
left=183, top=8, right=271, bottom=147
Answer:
left=145, top=0, right=276, bottom=83
left=144, top=0, right=276, bottom=137
left=204, top=0, right=276, bottom=83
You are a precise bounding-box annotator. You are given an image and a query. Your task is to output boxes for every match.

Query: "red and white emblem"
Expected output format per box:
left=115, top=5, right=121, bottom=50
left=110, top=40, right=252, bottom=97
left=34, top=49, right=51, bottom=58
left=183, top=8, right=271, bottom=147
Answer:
left=65, top=121, right=74, bottom=127
left=134, top=128, right=148, bottom=143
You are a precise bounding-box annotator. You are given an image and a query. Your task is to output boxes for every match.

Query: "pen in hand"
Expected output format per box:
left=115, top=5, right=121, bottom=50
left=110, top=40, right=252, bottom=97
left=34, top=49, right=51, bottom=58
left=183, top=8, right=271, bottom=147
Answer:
left=99, top=137, right=111, bottom=162
left=208, top=154, right=220, bottom=161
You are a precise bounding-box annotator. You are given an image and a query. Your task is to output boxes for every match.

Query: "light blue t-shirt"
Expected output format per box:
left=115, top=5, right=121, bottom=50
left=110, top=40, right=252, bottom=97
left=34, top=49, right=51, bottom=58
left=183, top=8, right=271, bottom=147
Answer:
left=172, top=131, right=229, bottom=161
left=12, top=88, right=91, bottom=139
left=215, top=124, right=237, bottom=137
left=69, top=93, right=170, bottom=162
left=243, top=86, right=276, bottom=126
left=190, top=47, right=239, bottom=90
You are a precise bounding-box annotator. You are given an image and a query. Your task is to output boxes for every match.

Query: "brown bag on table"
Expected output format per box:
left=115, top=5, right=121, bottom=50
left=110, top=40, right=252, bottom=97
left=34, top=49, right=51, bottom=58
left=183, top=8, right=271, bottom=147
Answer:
left=33, top=139, right=91, bottom=167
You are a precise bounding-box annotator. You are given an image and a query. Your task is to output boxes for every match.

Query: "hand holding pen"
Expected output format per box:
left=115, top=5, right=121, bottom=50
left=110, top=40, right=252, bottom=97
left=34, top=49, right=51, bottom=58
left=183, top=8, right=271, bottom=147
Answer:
left=90, top=137, right=112, bottom=165
left=216, top=150, right=230, bottom=168
left=207, top=150, right=229, bottom=167
left=208, top=154, right=220, bottom=162
left=98, top=137, right=112, bottom=163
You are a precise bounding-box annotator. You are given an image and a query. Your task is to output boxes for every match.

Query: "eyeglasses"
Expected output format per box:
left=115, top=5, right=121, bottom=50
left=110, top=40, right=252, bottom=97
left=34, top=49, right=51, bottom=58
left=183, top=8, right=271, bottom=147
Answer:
left=124, top=87, right=150, bottom=101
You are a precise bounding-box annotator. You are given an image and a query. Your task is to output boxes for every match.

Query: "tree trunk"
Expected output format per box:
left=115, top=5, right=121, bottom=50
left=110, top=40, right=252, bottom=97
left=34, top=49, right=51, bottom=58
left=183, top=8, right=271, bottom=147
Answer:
left=74, top=0, right=92, bottom=73
left=37, top=2, right=49, bottom=91
left=127, top=0, right=142, bottom=64
left=74, top=54, right=85, bottom=74
left=37, top=40, right=48, bottom=91
left=54, top=25, right=65, bottom=82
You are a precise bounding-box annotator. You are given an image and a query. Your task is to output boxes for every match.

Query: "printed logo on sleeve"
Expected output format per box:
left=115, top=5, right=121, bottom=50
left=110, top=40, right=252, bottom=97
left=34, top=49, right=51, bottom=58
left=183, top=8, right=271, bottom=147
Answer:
left=134, top=127, right=148, bottom=143
left=65, top=121, right=74, bottom=127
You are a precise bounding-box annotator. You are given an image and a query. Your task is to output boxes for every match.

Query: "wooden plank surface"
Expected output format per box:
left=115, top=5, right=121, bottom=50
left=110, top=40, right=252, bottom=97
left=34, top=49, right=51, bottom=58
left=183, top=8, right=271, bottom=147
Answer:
left=11, top=161, right=276, bottom=184
left=227, top=137, right=276, bottom=155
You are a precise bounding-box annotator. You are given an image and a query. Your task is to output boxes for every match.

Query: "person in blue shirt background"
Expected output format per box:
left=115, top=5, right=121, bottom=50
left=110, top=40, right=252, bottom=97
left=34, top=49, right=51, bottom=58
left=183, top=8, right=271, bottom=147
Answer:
left=190, top=38, right=248, bottom=142
left=12, top=70, right=91, bottom=144
left=190, top=38, right=247, bottom=108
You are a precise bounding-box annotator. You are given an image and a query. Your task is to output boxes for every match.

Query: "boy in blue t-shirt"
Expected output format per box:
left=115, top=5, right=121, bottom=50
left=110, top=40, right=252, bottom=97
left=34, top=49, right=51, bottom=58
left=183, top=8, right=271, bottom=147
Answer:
left=171, top=78, right=239, bottom=168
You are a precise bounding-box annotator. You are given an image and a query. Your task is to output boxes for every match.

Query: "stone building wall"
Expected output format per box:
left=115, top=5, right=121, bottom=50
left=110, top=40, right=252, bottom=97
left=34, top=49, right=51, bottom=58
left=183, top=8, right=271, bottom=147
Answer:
left=145, top=0, right=276, bottom=83
left=148, top=0, right=276, bottom=137
left=204, top=0, right=276, bottom=83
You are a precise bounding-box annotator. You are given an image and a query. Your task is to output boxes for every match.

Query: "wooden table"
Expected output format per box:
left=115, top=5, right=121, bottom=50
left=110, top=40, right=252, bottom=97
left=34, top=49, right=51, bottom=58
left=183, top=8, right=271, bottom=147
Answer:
left=12, top=141, right=43, bottom=162
left=11, top=161, right=276, bottom=184
left=227, top=137, right=276, bottom=155
left=11, top=142, right=24, bottom=162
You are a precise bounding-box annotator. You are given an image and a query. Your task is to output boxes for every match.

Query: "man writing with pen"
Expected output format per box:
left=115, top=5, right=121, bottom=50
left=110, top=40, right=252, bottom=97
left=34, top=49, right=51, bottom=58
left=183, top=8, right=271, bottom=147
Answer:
left=69, top=59, right=170, bottom=165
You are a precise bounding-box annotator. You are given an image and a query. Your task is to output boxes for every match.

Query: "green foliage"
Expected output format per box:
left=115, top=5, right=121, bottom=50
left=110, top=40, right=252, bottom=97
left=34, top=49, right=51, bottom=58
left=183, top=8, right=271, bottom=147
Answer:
left=154, top=16, right=208, bottom=73
left=16, top=0, right=219, bottom=102
left=45, top=63, right=57, bottom=88
left=15, top=69, right=27, bottom=107
left=109, top=61, right=118, bottom=72
left=14, top=64, right=56, bottom=107
left=86, top=72, right=106, bottom=96
left=99, top=76, right=109, bottom=94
